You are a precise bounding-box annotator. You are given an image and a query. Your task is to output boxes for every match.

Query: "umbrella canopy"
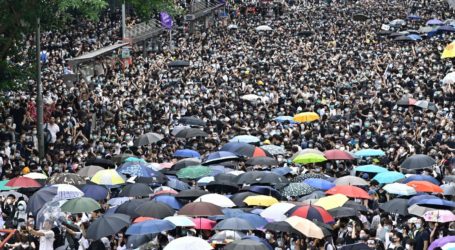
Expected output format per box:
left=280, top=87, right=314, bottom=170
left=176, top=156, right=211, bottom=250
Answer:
left=195, top=193, right=236, bottom=208
left=293, top=112, right=320, bottom=123
left=0, top=180, right=19, bottom=191
left=24, top=172, right=48, bottom=180
left=424, top=210, right=455, bottom=223
left=175, top=128, right=208, bottom=138
left=85, top=158, right=115, bottom=168
left=426, top=18, right=444, bottom=25
left=246, top=156, right=279, bottom=166
left=441, top=184, right=455, bottom=196
left=402, top=175, right=440, bottom=185
left=203, top=151, right=239, bottom=165
left=299, top=191, right=326, bottom=201
left=408, top=194, right=439, bottom=206
left=134, top=132, right=163, bottom=146
left=324, top=149, right=354, bottom=160
left=230, top=135, right=260, bottom=144
left=163, top=236, right=213, bottom=250
left=225, top=239, right=269, bottom=250
left=179, top=116, right=206, bottom=126
left=247, top=185, right=281, bottom=198
left=86, top=214, right=131, bottom=240
left=81, top=184, right=109, bottom=200
left=293, top=153, right=327, bottom=164
left=210, top=230, right=245, bottom=244
left=287, top=205, right=334, bottom=224
left=260, top=145, right=286, bottom=156
left=406, top=181, right=443, bottom=193
left=236, top=171, right=289, bottom=186
left=255, top=25, right=272, bottom=31
left=286, top=216, right=326, bottom=239
left=48, top=173, right=86, bottom=186
left=116, top=199, right=149, bottom=218
left=179, top=202, right=223, bottom=216
left=429, top=236, right=455, bottom=250
left=281, top=183, right=315, bottom=197
left=174, top=149, right=201, bottom=159
left=353, top=13, right=368, bottom=21
left=61, top=197, right=101, bottom=213
left=408, top=204, right=437, bottom=217
left=243, top=195, right=279, bottom=207
left=271, top=167, right=293, bottom=176
left=78, top=165, right=104, bottom=178
left=175, top=189, right=209, bottom=200
left=416, top=198, right=455, bottom=209
left=304, top=178, right=335, bottom=191
left=373, top=171, right=406, bottom=184
left=168, top=60, right=190, bottom=68
left=260, top=202, right=296, bottom=221
left=177, top=165, right=212, bottom=179
left=6, top=176, right=41, bottom=188
left=383, top=183, right=417, bottom=196
left=170, top=158, right=201, bottom=171
left=135, top=201, right=175, bottom=218
left=354, top=165, right=388, bottom=173
left=117, top=162, right=160, bottom=178
left=328, top=207, right=357, bottom=218
left=119, top=183, right=153, bottom=197
left=343, top=200, right=368, bottom=212
left=27, top=185, right=83, bottom=215
left=231, top=192, right=257, bottom=207
left=400, top=154, right=436, bottom=170
left=126, top=219, right=176, bottom=235
left=379, top=198, right=409, bottom=216
left=221, top=142, right=271, bottom=158
left=442, top=41, right=455, bottom=59
left=152, top=195, right=182, bottom=210
left=91, top=169, right=125, bottom=185
left=193, top=218, right=216, bottom=230
left=315, top=194, right=349, bottom=210
left=340, top=243, right=372, bottom=250
left=214, top=218, right=256, bottom=231
left=164, top=215, right=195, bottom=227
left=354, top=149, right=385, bottom=158
left=326, top=186, right=370, bottom=199
left=334, top=176, right=369, bottom=186
left=443, top=72, right=455, bottom=85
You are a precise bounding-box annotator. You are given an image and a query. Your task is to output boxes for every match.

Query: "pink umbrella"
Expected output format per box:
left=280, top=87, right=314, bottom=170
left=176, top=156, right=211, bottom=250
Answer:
left=424, top=210, right=455, bottom=223
left=323, top=149, right=355, bottom=160
left=192, top=218, right=216, bottom=230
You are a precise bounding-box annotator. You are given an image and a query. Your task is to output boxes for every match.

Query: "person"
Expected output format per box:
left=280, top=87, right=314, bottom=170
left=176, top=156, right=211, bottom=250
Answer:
left=387, top=231, right=404, bottom=250
left=27, top=220, right=55, bottom=250
left=413, top=218, right=430, bottom=250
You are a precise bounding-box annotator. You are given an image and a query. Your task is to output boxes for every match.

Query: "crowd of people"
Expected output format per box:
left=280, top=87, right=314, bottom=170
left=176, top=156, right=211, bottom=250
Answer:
left=0, top=0, right=454, bottom=249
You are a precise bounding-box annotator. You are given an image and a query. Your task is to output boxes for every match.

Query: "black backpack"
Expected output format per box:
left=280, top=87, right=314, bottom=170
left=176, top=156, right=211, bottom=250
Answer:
left=52, top=227, right=65, bottom=248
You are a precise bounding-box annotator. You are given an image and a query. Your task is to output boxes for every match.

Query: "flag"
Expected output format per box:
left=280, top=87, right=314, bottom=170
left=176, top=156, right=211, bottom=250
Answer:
left=160, top=12, right=173, bottom=30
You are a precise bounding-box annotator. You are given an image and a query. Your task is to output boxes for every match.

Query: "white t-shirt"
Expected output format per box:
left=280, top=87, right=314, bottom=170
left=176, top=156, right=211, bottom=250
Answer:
left=39, top=229, right=55, bottom=250
left=46, top=123, right=60, bottom=143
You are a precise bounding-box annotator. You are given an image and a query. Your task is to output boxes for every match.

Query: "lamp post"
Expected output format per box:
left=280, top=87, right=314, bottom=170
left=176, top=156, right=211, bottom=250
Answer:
left=36, top=17, right=45, bottom=162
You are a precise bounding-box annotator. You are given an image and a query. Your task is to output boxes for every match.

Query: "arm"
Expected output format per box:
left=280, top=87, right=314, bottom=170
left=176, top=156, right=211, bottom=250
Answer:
left=28, top=227, right=45, bottom=237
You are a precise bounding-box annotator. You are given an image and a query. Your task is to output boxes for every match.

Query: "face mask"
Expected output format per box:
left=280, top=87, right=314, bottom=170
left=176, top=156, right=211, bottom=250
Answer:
left=415, top=223, right=421, bottom=229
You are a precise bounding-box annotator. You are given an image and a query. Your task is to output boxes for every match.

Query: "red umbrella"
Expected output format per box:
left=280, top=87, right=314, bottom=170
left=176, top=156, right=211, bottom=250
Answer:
left=406, top=181, right=443, bottom=193
left=323, top=150, right=355, bottom=160
left=133, top=217, right=155, bottom=223
left=287, top=205, right=334, bottom=224
left=192, top=218, right=216, bottom=230
left=6, top=177, right=41, bottom=188
left=326, top=186, right=371, bottom=199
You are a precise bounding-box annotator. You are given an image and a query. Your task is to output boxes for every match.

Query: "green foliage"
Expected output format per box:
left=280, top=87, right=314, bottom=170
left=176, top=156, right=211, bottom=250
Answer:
left=127, top=0, right=185, bottom=19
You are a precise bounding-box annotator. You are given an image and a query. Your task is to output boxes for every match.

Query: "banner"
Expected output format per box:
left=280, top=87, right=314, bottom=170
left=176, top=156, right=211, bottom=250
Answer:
left=160, top=12, right=173, bottom=30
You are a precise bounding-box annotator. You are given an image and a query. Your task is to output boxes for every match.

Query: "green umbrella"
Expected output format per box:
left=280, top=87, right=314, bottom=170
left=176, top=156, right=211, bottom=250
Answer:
left=176, top=165, right=212, bottom=179
left=61, top=197, right=101, bottom=213
left=293, top=153, right=327, bottom=164
left=0, top=180, right=18, bottom=191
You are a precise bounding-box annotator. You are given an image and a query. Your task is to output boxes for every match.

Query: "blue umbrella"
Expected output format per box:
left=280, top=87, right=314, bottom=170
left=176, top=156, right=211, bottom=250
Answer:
left=372, top=171, right=405, bottom=184
left=152, top=195, right=182, bottom=210
left=167, top=178, right=190, bottom=191
left=209, top=165, right=233, bottom=176
left=228, top=213, right=268, bottom=228
left=303, top=178, right=335, bottom=191
left=426, top=18, right=443, bottom=25
left=272, top=167, right=292, bottom=176
left=438, top=25, right=455, bottom=32
left=173, top=149, right=200, bottom=159
left=242, top=236, right=274, bottom=250
left=407, top=34, right=422, bottom=41
left=354, top=149, right=385, bottom=158
left=416, top=198, right=455, bottom=208
left=203, top=151, right=239, bottom=165
left=222, top=208, right=246, bottom=216
left=126, top=219, right=175, bottom=235
left=117, top=162, right=158, bottom=177
left=407, top=194, right=439, bottom=206
left=124, top=157, right=147, bottom=163
left=402, top=175, right=440, bottom=185
left=354, top=165, right=388, bottom=173
left=274, top=116, right=297, bottom=124
left=407, top=14, right=421, bottom=20
left=108, top=197, right=131, bottom=206
left=81, top=184, right=109, bottom=201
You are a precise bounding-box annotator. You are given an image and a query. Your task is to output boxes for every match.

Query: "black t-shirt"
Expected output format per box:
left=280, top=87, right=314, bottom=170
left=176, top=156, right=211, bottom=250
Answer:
left=414, top=229, right=430, bottom=250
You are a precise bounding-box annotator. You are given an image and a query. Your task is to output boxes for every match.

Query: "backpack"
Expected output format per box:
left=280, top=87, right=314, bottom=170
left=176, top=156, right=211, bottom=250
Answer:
left=324, top=240, right=337, bottom=250
left=52, top=227, right=65, bottom=248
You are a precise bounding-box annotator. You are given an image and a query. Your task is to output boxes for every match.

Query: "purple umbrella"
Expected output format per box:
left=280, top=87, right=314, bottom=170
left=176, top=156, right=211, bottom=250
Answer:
left=429, top=236, right=455, bottom=250
left=426, top=19, right=443, bottom=26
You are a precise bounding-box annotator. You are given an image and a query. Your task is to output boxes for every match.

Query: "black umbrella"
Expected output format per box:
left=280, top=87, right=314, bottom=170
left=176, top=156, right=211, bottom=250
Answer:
left=213, top=218, right=256, bottom=231
left=292, top=173, right=328, bottom=182
left=168, top=60, right=190, bottom=68
left=236, top=171, right=289, bottom=186
left=134, top=201, right=175, bottom=218
left=343, top=200, right=368, bottom=212
left=394, top=35, right=414, bottom=42
left=328, top=207, right=357, bottom=218
left=246, top=156, right=279, bottom=166
left=175, top=128, right=208, bottom=138
left=225, top=239, right=269, bottom=250
left=127, top=234, right=156, bottom=249
left=175, top=189, right=209, bottom=200
left=47, top=173, right=86, bottom=186
left=264, top=221, right=301, bottom=234
left=134, top=175, right=168, bottom=185
left=170, top=158, right=201, bottom=171
left=116, top=199, right=149, bottom=218
left=86, top=214, right=131, bottom=240
left=179, top=116, right=206, bottom=126
left=206, top=181, right=239, bottom=194
left=298, top=190, right=326, bottom=201
left=118, top=183, right=153, bottom=197
left=230, top=192, right=257, bottom=207
left=379, top=198, right=409, bottom=216
left=133, top=133, right=164, bottom=147
left=85, top=158, right=115, bottom=168
left=377, top=30, right=393, bottom=36
left=353, top=14, right=368, bottom=21
left=400, top=154, right=436, bottom=170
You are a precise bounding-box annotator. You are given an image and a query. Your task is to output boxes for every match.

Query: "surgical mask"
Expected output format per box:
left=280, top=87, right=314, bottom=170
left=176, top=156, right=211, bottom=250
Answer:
left=265, top=233, right=272, bottom=240
left=415, top=223, right=421, bottom=229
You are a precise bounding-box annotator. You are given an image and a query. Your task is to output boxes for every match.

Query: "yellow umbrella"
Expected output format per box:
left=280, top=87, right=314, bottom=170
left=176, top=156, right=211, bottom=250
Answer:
left=293, top=112, right=320, bottom=123
left=91, top=169, right=125, bottom=185
left=314, top=194, right=349, bottom=210
left=442, top=41, right=455, bottom=59
left=285, top=216, right=325, bottom=239
left=243, top=195, right=279, bottom=207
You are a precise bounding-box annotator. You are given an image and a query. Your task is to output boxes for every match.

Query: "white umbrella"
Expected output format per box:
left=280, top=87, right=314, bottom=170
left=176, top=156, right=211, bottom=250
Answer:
left=194, top=194, right=236, bottom=208
left=260, top=202, right=296, bottom=221
left=383, top=183, right=417, bottom=196
left=334, top=176, right=369, bottom=186
left=390, top=19, right=406, bottom=26
left=227, top=24, right=238, bottom=29
left=255, top=25, right=273, bottom=31
left=197, top=176, right=215, bottom=186
left=24, top=173, right=48, bottom=180
left=164, top=215, right=196, bottom=227
left=51, top=184, right=84, bottom=202
left=164, top=236, right=213, bottom=250
left=443, top=72, right=455, bottom=85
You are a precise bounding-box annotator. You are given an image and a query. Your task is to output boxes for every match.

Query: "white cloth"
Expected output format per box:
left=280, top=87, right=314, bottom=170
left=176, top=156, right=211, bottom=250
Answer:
left=46, top=123, right=60, bottom=143
left=38, top=229, right=55, bottom=250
